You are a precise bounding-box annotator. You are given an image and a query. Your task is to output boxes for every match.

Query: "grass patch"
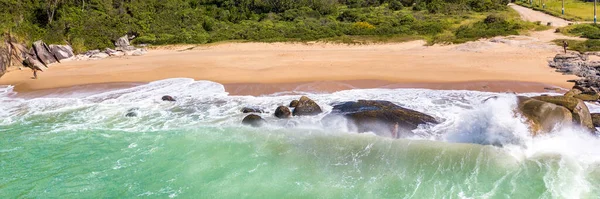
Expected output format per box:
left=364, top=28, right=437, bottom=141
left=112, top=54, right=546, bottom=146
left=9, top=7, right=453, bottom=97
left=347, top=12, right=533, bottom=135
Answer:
left=516, top=0, right=597, bottom=21
left=557, top=23, right=600, bottom=38
left=553, top=39, right=600, bottom=52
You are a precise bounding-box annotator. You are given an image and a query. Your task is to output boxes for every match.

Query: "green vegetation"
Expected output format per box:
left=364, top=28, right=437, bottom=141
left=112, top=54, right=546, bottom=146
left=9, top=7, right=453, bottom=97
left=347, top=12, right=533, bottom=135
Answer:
left=553, top=39, right=600, bottom=52
left=555, top=23, right=600, bottom=52
left=0, top=0, right=542, bottom=53
left=516, top=0, right=596, bottom=21
left=558, top=23, right=600, bottom=38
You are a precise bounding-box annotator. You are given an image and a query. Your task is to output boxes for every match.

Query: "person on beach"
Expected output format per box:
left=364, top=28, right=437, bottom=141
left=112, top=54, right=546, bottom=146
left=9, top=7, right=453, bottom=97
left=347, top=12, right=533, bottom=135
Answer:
left=563, top=40, right=568, bottom=54
left=22, top=58, right=42, bottom=79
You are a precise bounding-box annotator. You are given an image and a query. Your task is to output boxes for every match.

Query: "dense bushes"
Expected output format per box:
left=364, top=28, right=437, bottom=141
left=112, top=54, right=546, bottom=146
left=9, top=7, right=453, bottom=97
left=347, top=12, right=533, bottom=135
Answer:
left=454, top=14, right=522, bottom=42
left=0, top=0, right=523, bottom=51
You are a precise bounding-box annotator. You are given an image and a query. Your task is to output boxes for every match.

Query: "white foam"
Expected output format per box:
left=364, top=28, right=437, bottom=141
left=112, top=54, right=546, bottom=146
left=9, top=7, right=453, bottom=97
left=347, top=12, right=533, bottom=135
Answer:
left=1, top=79, right=600, bottom=162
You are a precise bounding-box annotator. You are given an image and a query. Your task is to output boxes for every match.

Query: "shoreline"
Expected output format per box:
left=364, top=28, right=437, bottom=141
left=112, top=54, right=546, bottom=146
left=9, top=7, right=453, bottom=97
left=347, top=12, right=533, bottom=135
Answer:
left=10, top=79, right=564, bottom=98
left=0, top=39, right=577, bottom=95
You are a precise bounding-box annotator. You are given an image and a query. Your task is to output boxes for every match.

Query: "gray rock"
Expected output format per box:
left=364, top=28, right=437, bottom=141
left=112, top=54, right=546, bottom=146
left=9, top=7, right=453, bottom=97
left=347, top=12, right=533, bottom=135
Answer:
left=115, top=35, right=130, bottom=48
left=91, top=52, right=110, bottom=59
left=116, top=46, right=137, bottom=51
left=32, top=40, right=59, bottom=65
left=132, top=50, right=144, bottom=56
left=50, top=45, right=74, bottom=60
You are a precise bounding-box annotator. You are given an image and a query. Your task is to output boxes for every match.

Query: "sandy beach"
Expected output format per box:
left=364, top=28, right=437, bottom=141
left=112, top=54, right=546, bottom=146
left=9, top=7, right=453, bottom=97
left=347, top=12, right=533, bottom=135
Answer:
left=0, top=34, right=578, bottom=95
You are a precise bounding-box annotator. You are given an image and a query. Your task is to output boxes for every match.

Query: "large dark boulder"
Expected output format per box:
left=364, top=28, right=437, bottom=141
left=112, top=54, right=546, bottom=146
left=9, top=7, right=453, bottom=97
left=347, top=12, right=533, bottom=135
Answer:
left=242, top=114, right=266, bottom=127
left=32, top=40, right=59, bottom=65
left=274, top=106, right=292, bottom=119
left=532, top=95, right=595, bottom=131
left=329, top=100, right=438, bottom=138
left=517, top=96, right=573, bottom=135
left=292, top=96, right=323, bottom=116
left=49, top=45, right=74, bottom=61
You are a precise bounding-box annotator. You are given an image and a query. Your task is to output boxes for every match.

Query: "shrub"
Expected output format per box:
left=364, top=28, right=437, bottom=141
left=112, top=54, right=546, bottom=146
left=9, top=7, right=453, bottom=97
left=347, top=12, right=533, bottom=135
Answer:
left=389, top=1, right=404, bottom=11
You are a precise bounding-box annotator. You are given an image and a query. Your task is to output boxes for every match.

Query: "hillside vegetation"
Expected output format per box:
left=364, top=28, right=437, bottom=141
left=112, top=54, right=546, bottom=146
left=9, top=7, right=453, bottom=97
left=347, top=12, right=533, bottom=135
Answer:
left=1, top=0, right=540, bottom=53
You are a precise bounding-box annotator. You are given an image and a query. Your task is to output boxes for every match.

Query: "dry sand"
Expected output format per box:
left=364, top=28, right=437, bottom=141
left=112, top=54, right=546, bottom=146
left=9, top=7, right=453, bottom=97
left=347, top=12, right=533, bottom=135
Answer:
left=0, top=4, right=583, bottom=95
left=0, top=35, right=577, bottom=95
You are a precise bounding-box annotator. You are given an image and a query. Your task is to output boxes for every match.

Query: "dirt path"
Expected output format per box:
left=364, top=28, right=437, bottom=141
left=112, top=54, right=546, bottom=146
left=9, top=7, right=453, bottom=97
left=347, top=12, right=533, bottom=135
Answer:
left=509, top=3, right=571, bottom=27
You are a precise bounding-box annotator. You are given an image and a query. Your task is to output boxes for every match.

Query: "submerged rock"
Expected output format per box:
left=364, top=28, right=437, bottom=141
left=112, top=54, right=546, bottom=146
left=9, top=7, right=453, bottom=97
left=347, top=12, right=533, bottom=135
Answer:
left=292, top=96, right=322, bottom=116
left=161, top=95, right=176, bottom=102
left=328, top=100, right=438, bottom=138
left=274, top=106, right=292, bottom=119
left=241, top=107, right=263, bottom=113
left=125, top=112, right=138, bottom=117
left=242, top=114, right=266, bottom=127
left=517, top=96, right=573, bottom=135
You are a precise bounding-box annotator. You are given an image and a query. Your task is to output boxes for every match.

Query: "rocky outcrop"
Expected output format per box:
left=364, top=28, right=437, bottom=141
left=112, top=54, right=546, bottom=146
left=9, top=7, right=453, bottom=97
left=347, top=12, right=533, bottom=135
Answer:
left=517, top=96, right=574, bottom=135
left=292, top=96, right=323, bottom=116
left=274, top=106, right=292, bottom=118
left=242, top=114, right=266, bottom=127
left=328, top=100, right=438, bottom=138
left=32, top=40, right=59, bottom=65
left=532, top=95, right=594, bottom=131
left=550, top=52, right=600, bottom=94
left=49, top=45, right=74, bottom=60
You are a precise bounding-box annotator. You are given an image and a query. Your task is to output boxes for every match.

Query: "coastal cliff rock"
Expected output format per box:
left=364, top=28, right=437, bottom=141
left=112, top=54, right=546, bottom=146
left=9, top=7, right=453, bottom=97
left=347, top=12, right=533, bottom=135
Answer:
left=274, top=106, right=292, bottom=118
left=329, top=100, right=438, bottom=138
left=517, top=96, right=573, bottom=135
left=532, top=95, right=594, bottom=132
left=32, top=40, right=59, bottom=65
left=242, top=114, right=266, bottom=127
left=292, top=96, right=322, bottom=116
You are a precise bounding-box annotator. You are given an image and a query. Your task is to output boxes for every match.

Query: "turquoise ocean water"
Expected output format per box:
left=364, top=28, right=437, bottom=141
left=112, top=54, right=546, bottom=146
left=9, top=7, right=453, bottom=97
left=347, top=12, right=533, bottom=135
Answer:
left=1, top=78, right=600, bottom=198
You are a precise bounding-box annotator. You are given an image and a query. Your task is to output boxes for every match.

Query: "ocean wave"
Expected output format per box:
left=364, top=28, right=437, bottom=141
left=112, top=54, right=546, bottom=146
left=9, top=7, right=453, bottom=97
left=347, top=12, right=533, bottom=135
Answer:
left=2, top=79, right=600, bottom=197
